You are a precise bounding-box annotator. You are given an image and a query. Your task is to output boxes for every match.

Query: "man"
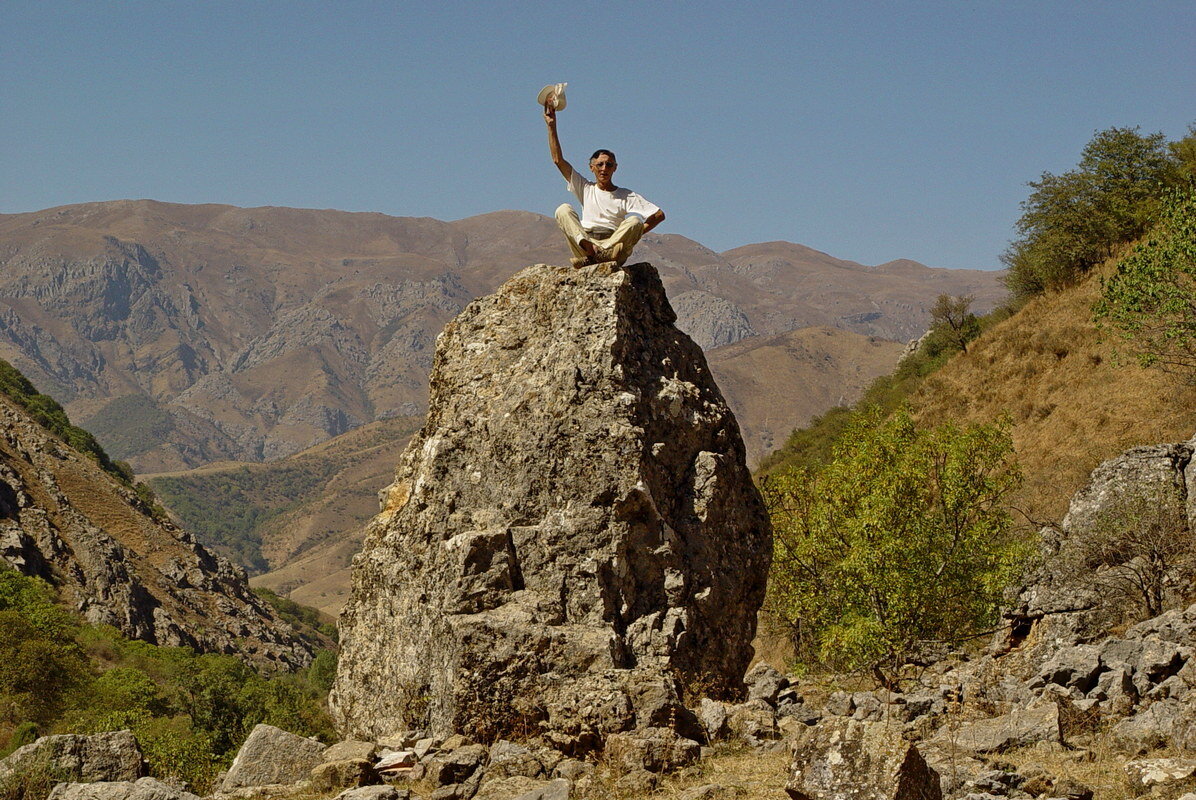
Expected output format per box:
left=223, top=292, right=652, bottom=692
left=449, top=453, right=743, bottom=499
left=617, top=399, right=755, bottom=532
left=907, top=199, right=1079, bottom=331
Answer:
left=544, top=101, right=665, bottom=267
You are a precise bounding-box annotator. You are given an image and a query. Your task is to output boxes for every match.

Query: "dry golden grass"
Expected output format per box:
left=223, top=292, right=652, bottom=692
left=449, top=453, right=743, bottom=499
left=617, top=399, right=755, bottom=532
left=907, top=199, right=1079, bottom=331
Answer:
left=912, top=259, right=1196, bottom=524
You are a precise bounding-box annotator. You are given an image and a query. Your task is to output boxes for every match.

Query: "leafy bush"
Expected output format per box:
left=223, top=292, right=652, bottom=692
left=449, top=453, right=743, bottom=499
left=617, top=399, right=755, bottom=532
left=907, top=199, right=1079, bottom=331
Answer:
left=1095, top=188, right=1196, bottom=378
left=1003, top=126, right=1188, bottom=301
left=762, top=408, right=1026, bottom=686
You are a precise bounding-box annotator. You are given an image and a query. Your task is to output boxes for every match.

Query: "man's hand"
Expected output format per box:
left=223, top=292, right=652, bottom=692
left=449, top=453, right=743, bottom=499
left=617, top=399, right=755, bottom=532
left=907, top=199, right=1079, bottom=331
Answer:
left=543, top=101, right=556, bottom=126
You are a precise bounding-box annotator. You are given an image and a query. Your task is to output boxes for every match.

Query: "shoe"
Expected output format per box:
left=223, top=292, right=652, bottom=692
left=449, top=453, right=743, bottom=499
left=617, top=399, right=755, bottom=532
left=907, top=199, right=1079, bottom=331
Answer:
left=570, top=255, right=593, bottom=268
left=598, top=243, right=626, bottom=265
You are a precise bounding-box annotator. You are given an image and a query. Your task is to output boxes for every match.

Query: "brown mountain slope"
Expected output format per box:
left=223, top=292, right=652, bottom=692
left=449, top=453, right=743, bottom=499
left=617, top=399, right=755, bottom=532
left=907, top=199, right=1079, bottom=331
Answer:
left=911, top=261, right=1196, bottom=522
left=709, top=328, right=907, bottom=465
left=0, top=200, right=1003, bottom=472
left=0, top=389, right=313, bottom=669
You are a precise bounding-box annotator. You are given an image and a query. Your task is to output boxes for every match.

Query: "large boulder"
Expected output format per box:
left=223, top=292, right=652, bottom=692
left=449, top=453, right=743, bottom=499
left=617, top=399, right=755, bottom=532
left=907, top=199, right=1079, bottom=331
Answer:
left=0, top=730, right=144, bottom=783
left=219, top=723, right=326, bottom=791
left=331, top=262, right=772, bottom=743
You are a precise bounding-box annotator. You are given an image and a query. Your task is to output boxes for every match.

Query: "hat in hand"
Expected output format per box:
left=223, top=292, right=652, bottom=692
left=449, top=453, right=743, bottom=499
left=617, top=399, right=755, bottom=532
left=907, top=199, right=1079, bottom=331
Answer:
left=537, top=82, right=567, bottom=110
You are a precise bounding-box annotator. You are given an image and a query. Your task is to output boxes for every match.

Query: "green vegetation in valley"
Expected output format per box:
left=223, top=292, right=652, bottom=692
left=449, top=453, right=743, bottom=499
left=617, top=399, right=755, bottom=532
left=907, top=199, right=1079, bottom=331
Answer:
left=253, top=587, right=338, bottom=646
left=0, top=563, right=335, bottom=795
left=150, top=463, right=339, bottom=574
left=1095, top=188, right=1196, bottom=379
left=762, top=408, right=1025, bottom=686
left=82, top=394, right=176, bottom=460
left=1003, top=124, right=1196, bottom=302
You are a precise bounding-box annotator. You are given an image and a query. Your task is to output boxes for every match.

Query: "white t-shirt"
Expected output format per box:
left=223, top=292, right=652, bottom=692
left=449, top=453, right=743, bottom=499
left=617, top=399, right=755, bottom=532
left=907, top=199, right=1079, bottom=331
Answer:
left=567, top=168, right=661, bottom=232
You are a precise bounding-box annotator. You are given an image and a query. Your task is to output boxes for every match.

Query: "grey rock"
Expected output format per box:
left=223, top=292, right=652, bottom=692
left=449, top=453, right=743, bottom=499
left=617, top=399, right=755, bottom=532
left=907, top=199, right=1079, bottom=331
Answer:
left=1125, top=757, right=1196, bottom=789
left=475, top=776, right=544, bottom=800
left=219, top=724, right=326, bottom=790
left=1111, top=699, right=1196, bottom=753
left=698, top=698, right=729, bottom=741
left=1034, top=645, right=1102, bottom=693
left=326, top=740, right=380, bottom=763
left=679, top=784, right=742, bottom=800
left=47, top=777, right=200, bottom=800
left=787, top=718, right=941, bottom=800
left=725, top=702, right=780, bottom=747
left=335, top=788, right=409, bottom=800
left=486, top=740, right=544, bottom=780
left=603, top=727, right=700, bottom=774
left=0, top=730, right=144, bottom=783
left=331, top=262, right=771, bottom=744
left=311, top=758, right=380, bottom=791
left=929, top=701, right=1061, bottom=754
left=512, top=778, right=570, bottom=800
left=551, top=759, right=592, bottom=781
left=745, top=662, right=787, bottom=706
left=825, top=690, right=854, bottom=716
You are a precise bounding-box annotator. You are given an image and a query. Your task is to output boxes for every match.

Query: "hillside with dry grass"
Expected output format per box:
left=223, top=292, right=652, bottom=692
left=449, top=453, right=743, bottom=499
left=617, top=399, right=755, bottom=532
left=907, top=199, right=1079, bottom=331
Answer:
left=912, top=256, right=1196, bottom=523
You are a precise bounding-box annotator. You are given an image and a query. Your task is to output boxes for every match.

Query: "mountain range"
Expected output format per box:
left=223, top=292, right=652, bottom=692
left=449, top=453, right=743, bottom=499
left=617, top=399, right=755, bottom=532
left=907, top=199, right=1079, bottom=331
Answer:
left=0, top=200, right=1004, bottom=474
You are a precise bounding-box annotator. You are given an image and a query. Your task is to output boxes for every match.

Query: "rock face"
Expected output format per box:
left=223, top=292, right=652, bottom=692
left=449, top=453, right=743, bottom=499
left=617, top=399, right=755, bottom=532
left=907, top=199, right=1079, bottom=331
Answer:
left=0, top=388, right=312, bottom=670
left=219, top=723, right=327, bottom=790
left=331, top=261, right=772, bottom=744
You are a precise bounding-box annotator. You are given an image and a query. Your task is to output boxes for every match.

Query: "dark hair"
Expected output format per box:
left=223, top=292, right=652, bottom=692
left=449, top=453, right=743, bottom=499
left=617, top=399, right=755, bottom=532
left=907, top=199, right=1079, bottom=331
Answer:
left=589, top=149, right=617, bottom=163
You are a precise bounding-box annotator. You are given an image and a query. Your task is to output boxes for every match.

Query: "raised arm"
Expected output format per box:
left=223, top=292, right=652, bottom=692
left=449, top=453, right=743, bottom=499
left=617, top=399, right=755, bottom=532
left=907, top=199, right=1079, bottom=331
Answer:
left=544, top=103, right=574, bottom=181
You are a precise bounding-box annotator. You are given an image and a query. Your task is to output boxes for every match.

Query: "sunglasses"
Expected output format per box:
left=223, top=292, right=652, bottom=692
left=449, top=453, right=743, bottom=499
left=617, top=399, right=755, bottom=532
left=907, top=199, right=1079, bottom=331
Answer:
left=592, top=162, right=617, bottom=169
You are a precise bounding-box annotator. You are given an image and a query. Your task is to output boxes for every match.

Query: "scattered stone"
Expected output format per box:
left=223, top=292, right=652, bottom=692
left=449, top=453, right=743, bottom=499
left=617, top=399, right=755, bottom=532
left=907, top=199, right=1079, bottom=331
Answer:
left=0, top=730, right=145, bottom=783
left=486, top=740, right=545, bottom=780
left=219, top=724, right=326, bottom=790
left=312, top=758, right=380, bottom=791
left=377, top=750, right=419, bottom=771
left=679, top=784, right=742, bottom=800
left=47, top=777, right=200, bottom=800
left=325, top=740, right=380, bottom=763
left=725, top=702, right=780, bottom=747
left=1125, top=758, right=1196, bottom=789
left=698, top=698, right=729, bottom=741
left=930, top=701, right=1061, bottom=754
left=512, top=778, right=571, bottom=800
left=334, top=787, right=409, bottom=800
left=603, top=727, right=700, bottom=774
left=475, top=776, right=545, bottom=800
left=551, top=759, right=592, bottom=781
left=745, top=663, right=788, bottom=706
left=787, top=718, right=941, bottom=800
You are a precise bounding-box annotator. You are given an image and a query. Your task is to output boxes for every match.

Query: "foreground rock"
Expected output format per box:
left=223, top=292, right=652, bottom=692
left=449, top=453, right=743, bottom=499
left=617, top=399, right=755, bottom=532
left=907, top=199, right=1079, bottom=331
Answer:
left=0, top=730, right=144, bottom=783
left=218, top=724, right=326, bottom=791
left=48, top=777, right=200, bottom=800
left=786, top=718, right=941, bottom=800
left=332, top=261, right=771, bottom=746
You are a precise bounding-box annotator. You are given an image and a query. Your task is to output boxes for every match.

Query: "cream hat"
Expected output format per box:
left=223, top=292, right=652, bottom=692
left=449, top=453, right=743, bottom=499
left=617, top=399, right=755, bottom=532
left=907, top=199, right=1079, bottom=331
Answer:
left=537, top=82, right=567, bottom=110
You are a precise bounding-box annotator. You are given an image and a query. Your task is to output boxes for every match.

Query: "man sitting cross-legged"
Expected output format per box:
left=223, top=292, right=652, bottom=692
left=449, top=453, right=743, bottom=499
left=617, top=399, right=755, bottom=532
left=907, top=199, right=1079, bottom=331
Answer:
left=544, top=101, right=665, bottom=267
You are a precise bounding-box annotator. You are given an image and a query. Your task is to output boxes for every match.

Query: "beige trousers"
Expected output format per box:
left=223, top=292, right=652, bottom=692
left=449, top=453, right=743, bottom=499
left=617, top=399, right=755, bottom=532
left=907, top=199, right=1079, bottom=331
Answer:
left=554, top=204, right=645, bottom=263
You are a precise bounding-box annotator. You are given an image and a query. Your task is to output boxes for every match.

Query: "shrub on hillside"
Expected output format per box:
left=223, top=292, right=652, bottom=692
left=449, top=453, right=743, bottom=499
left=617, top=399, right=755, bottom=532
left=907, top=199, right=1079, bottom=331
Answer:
left=763, top=408, right=1025, bottom=686
left=1095, top=188, right=1196, bottom=379
left=1003, top=126, right=1189, bottom=301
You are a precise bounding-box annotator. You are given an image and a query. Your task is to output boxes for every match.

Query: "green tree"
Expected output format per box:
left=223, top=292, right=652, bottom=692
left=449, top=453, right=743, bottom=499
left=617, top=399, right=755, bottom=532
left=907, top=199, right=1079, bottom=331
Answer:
left=1095, top=188, right=1196, bottom=377
left=763, top=408, right=1025, bottom=686
left=925, top=294, right=980, bottom=356
left=1003, top=126, right=1184, bottom=300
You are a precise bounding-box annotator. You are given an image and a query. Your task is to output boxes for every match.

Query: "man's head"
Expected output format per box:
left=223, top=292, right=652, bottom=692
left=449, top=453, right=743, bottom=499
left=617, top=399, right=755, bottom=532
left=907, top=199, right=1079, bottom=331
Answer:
left=589, top=149, right=617, bottom=188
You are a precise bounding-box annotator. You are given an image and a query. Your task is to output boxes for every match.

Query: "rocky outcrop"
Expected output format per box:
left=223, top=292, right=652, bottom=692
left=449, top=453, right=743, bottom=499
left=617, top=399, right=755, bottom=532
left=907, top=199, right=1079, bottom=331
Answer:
left=0, top=730, right=145, bottom=783
left=331, top=261, right=771, bottom=746
left=786, top=718, right=941, bottom=800
left=0, top=388, right=312, bottom=669
left=48, top=778, right=201, bottom=800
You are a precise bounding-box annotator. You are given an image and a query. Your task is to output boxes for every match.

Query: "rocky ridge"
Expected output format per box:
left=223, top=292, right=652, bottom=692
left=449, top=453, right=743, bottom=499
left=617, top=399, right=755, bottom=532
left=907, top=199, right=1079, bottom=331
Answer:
left=0, top=387, right=312, bottom=669
left=331, top=260, right=772, bottom=747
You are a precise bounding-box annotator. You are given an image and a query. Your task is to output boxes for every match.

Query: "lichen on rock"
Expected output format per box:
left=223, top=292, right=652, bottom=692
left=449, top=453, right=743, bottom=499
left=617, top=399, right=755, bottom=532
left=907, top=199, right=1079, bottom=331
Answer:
left=331, top=261, right=772, bottom=746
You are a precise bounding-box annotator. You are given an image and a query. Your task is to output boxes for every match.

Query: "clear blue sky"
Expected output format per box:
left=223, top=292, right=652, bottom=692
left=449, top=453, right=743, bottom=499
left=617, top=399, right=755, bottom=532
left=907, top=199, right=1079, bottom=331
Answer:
left=3, top=1, right=1193, bottom=270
